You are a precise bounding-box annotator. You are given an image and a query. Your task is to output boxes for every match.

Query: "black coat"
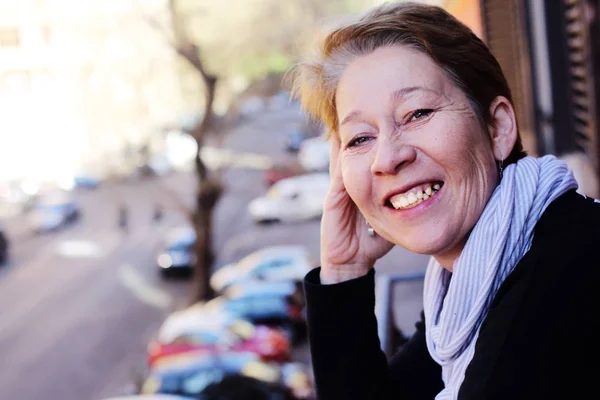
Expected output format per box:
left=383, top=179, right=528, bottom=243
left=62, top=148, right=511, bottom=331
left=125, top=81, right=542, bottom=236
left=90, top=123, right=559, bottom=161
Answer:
left=304, top=190, right=600, bottom=399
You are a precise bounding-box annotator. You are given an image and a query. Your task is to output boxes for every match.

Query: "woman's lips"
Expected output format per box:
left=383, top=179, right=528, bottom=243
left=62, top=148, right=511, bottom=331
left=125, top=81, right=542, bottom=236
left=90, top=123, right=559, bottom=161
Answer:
left=388, top=182, right=443, bottom=210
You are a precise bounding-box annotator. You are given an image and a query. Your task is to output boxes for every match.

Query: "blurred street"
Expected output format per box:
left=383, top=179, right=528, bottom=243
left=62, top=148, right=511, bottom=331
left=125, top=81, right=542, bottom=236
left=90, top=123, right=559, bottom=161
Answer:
left=0, top=103, right=429, bottom=400
left=0, top=174, right=193, bottom=400
left=0, top=0, right=597, bottom=398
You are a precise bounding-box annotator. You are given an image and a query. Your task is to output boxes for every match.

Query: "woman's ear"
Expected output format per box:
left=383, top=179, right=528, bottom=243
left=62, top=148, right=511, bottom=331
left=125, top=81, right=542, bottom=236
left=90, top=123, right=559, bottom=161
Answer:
left=488, top=96, right=518, bottom=161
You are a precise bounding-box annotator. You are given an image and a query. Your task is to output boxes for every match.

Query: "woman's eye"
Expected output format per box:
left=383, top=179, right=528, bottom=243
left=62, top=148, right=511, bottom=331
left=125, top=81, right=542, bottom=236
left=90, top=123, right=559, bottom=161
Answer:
left=408, top=108, right=434, bottom=122
left=347, top=136, right=370, bottom=148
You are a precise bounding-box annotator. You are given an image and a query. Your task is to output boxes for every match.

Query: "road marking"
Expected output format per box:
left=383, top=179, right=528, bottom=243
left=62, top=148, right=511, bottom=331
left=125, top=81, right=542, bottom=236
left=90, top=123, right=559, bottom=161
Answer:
left=118, top=264, right=172, bottom=310
left=54, top=239, right=103, bottom=258
left=0, top=229, right=141, bottom=339
left=200, top=146, right=273, bottom=170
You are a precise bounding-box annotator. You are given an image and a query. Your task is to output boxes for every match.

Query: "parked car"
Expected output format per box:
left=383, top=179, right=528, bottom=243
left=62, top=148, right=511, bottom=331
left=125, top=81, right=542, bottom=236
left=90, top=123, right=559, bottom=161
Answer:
left=221, top=280, right=305, bottom=324
left=0, top=180, right=38, bottom=213
left=263, top=163, right=305, bottom=187
left=59, top=175, right=100, bottom=191
left=298, top=136, right=329, bottom=172
left=284, top=130, right=307, bottom=153
left=103, top=396, right=192, bottom=400
left=157, top=227, right=196, bottom=277
left=248, top=173, right=330, bottom=223
left=142, top=352, right=312, bottom=399
left=29, top=197, right=80, bottom=233
left=73, top=175, right=101, bottom=189
left=210, top=245, right=313, bottom=293
left=147, top=319, right=290, bottom=367
left=167, top=281, right=305, bottom=342
left=196, top=374, right=297, bottom=400
left=0, top=227, right=8, bottom=265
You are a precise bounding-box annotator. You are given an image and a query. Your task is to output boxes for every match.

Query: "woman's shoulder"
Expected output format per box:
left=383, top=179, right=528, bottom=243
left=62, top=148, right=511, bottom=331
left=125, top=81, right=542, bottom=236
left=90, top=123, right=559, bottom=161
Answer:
left=526, top=189, right=600, bottom=296
left=534, top=189, right=600, bottom=246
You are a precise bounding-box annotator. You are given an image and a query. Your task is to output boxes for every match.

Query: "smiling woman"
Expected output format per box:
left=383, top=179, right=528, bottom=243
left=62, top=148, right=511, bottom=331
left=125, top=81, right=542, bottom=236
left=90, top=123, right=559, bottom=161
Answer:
left=290, top=2, right=600, bottom=400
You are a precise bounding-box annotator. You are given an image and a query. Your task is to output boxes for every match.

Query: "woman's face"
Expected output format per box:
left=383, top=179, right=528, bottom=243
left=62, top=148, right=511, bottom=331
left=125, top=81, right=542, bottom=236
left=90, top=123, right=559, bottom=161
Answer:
left=335, top=45, right=499, bottom=266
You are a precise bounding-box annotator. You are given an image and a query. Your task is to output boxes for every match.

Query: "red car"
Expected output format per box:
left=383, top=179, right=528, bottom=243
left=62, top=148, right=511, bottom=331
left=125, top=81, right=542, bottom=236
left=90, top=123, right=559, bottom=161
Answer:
left=263, top=163, right=305, bottom=187
left=147, top=319, right=290, bottom=367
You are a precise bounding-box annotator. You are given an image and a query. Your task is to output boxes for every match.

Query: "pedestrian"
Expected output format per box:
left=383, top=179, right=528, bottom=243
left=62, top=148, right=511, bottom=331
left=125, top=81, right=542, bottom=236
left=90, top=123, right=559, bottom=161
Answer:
left=292, top=3, right=599, bottom=399
left=118, top=203, right=129, bottom=233
left=152, top=203, right=163, bottom=224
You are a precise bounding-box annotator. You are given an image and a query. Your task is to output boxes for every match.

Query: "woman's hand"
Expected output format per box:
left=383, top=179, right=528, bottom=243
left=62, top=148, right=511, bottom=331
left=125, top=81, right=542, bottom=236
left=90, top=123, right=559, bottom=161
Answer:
left=320, top=135, right=394, bottom=284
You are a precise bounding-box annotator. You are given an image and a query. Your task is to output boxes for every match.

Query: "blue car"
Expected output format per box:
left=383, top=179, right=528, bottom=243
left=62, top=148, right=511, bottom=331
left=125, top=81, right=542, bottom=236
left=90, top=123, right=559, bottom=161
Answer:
left=142, top=352, right=307, bottom=399
left=73, top=176, right=100, bottom=189
left=157, top=227, right=196, bottom=277
left=180, top=281, right=306, bottom=344
left=29, top=199, right=80, bottom=233
left=284, top=130, right=306, bottom=153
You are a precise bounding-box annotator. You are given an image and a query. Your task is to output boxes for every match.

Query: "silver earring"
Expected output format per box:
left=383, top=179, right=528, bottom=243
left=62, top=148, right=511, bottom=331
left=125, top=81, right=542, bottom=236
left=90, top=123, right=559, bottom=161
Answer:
left=499, top=156, right=504, bottom=180
left=366, top=221, right=375, bottom=237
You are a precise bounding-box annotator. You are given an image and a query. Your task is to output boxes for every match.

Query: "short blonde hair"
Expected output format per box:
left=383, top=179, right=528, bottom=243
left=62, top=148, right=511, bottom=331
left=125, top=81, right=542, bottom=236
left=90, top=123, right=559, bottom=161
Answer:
left=291, top=2, right=526, bottom=164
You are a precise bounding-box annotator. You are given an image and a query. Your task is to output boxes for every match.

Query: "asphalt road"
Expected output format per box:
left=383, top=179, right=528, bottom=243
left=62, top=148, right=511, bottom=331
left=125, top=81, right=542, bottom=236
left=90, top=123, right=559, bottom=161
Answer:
left=0, top=175, right=196, bottom=400
left=0, top=103, right=430, bottom=400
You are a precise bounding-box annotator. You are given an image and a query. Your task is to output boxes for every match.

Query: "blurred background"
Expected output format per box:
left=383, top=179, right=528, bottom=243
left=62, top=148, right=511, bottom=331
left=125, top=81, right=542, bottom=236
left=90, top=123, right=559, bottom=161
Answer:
left=0, top=0, right=598, bottom=399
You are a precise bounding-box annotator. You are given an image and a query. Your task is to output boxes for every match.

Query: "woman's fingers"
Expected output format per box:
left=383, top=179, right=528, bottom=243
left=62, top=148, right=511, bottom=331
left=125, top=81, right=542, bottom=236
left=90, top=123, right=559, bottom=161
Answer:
left=329, top=133, right=341, bottom=175
left=328, top=134, right=345, bottom=193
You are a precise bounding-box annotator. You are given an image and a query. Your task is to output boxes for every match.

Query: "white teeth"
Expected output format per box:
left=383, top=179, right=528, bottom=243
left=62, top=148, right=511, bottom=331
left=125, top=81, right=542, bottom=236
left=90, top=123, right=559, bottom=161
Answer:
left=389, top=182, right=442, bottom=210
left=407, top=192, right=418, bottom=204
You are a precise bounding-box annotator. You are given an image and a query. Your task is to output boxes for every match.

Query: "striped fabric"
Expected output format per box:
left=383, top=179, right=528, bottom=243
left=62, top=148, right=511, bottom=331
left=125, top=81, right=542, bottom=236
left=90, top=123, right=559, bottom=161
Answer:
left=423, top=155, right=578, bottom=399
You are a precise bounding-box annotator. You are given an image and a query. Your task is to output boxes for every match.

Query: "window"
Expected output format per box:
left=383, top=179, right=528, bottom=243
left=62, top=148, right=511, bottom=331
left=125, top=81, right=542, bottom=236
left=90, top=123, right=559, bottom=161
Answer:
left=168, top=242, right=193, bottom=252
left=225, top=298, right=249, bottom=315
left=1, top=71, right=31, bottom=95
left=268, top=259, right=291, bottom=268
left=182, top=370, right=224, bottom=395
left=187, top=332, right=219, bottom=345
left=40, top=26, right=52, bottom=46
left=285, top=192, right=300, bottom=200
left=252, top=296, right=286, bottom=314
left=254, top=258, right=292, bottom=277
left=0, top=27, right=20, bottom=48
left=0, top=0, right=18, bottom=10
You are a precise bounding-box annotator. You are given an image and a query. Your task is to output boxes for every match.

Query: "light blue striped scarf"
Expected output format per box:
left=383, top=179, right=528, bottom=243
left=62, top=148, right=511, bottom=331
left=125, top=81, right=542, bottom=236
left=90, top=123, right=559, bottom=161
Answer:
left=423, top=155, right=578, bottom=399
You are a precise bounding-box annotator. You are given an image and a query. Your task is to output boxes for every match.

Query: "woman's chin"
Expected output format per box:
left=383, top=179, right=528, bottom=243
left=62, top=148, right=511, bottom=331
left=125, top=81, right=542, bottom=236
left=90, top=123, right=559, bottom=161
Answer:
left=389, top=233, right=453, bottom=257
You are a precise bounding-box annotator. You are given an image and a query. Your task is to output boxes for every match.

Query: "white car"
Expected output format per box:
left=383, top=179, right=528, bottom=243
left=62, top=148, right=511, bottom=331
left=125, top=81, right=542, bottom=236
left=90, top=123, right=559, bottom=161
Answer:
left=29, top=198, right=80, bottom=233
left=298, top=136, right=330, bottom=172
left=210, top=245, right=313, bottom=293
left=157, top=304, right=236, bottom=344
left=248, top=173, right=330, bottom=223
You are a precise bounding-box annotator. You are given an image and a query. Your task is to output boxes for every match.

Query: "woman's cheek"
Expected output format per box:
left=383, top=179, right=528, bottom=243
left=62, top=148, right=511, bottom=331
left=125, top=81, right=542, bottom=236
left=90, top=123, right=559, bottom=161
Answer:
left=341, top=156, right=372, bottom=206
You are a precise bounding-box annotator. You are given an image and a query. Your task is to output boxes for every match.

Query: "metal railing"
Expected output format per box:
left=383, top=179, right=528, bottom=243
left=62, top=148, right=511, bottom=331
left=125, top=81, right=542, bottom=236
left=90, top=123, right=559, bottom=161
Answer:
left=375, top=272, right=426, bottom=358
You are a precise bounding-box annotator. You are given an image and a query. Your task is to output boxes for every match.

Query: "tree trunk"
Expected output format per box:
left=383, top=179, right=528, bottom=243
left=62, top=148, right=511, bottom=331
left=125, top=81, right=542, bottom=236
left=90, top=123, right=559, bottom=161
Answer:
left=191, top=176, right=223, bottom=302
left=166, top=0, right=223, bottom=303
left=189, top=74, right=221, bottom=303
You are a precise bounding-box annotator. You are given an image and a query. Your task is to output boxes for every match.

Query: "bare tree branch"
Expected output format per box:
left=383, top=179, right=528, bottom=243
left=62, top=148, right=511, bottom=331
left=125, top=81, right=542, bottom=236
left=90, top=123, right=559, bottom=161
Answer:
left=139, top=0, right=219, bottom=144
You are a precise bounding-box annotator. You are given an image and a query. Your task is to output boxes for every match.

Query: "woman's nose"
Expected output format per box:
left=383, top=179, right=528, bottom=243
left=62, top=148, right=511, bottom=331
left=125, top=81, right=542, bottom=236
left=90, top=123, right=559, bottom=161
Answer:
left=370, top=137, right=417, bottom=176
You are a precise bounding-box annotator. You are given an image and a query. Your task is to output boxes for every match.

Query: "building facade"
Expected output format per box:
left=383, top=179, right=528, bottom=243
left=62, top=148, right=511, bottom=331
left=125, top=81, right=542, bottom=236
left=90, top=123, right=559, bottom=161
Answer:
left=0, top=0, right=187, bottom=182
left=447, top=0, right=600, bottom=196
